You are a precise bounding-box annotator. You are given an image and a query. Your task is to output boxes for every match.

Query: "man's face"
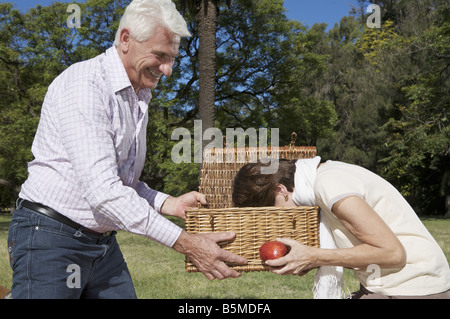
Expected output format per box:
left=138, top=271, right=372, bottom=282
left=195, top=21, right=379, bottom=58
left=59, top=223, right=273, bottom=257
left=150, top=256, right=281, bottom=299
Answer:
left=120, top=27, right=180, bottom=92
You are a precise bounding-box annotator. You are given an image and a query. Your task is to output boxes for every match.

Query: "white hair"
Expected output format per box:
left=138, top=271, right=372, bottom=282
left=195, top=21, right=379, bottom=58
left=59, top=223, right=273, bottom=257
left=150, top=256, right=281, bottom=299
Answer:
left=113, top=0, right=191, bottom=46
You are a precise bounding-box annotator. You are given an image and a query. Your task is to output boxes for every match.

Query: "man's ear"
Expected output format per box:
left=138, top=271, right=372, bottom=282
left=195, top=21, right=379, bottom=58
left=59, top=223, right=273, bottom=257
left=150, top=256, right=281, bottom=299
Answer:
left=119, top=28, right=131, bottom=53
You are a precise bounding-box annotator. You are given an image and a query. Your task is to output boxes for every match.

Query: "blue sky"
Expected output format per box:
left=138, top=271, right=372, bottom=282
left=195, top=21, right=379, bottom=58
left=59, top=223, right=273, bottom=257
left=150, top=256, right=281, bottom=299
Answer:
left=5, top=0, right=359, bottom=29
left=283, top=0, right=358, bottom=29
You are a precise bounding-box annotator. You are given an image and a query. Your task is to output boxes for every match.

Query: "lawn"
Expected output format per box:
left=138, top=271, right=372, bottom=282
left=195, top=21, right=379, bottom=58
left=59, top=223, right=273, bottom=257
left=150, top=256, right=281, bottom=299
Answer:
left=0, top=214, right=448, bottom=299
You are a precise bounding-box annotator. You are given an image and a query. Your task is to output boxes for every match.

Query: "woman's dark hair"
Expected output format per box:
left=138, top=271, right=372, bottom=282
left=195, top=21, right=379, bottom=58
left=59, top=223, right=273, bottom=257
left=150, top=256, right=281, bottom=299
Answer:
left=232, top=159, right=296, bottom=207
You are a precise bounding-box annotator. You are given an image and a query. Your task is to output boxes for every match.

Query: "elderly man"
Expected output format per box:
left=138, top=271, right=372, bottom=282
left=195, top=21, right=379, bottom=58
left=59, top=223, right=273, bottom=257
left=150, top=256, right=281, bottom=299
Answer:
left=7, top=0, right=246, bottom=299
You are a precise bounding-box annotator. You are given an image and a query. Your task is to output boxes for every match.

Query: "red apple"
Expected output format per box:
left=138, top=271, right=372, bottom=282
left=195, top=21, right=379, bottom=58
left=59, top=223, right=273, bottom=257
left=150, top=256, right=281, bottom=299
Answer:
left=259, top=241, right=287, bottom=261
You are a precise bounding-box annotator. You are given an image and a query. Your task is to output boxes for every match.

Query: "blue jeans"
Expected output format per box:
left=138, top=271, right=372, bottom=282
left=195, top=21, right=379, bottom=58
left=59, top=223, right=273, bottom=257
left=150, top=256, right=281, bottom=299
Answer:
left=7, top=203, right=137, bottom=299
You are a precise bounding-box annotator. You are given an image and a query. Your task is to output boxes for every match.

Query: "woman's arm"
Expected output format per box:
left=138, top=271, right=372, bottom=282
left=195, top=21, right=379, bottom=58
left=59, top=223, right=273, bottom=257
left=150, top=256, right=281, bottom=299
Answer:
left=266, top=196, right=407, bottom=275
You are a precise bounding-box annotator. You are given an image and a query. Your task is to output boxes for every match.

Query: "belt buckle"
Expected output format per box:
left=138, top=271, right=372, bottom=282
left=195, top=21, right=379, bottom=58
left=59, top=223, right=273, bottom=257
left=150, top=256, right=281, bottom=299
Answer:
left=102, top=231, right=113, bottom=237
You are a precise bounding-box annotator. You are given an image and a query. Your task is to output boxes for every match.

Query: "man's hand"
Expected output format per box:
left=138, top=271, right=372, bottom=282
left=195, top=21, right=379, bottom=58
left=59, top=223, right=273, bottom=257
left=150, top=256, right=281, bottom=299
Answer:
left=172, top=230, right=247, bottom=280
left=160, top=191, right=207, bottom=220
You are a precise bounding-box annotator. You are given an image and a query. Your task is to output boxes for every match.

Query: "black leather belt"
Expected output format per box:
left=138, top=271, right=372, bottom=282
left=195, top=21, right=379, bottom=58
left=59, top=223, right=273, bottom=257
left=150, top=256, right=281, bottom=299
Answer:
left=19, top=199, right=108, bottom=236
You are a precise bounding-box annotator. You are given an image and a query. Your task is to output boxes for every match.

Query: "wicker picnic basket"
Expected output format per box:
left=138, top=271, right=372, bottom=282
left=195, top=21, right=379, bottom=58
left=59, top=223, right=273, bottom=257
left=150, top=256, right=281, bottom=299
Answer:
left=185, top=136, right=320, bottom=272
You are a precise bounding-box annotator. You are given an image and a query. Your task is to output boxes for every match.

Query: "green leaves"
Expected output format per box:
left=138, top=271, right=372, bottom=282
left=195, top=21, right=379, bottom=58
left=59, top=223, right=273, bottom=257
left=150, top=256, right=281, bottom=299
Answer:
left=372, top=1, right=450, bottom=214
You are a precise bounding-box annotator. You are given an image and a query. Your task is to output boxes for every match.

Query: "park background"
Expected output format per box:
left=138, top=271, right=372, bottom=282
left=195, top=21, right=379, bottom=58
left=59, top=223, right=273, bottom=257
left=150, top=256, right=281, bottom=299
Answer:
left=0, top=0, right=449, bottom=298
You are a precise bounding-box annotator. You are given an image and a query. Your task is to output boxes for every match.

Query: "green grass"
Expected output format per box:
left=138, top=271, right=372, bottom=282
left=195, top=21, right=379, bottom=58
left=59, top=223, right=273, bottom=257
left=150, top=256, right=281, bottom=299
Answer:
left=0, top=214, right=448, bottom=299
left=0, top=215, right=11, bottom=291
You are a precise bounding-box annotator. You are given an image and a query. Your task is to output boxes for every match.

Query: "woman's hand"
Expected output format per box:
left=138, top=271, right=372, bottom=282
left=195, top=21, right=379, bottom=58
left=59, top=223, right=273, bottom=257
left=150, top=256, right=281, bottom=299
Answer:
left=264, top=238, right=318, bottom=276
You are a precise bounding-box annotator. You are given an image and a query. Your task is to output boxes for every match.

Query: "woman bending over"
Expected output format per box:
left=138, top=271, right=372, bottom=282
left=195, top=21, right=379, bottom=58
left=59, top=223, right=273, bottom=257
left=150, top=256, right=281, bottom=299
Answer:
left=232, top=157, right=450, bottom=299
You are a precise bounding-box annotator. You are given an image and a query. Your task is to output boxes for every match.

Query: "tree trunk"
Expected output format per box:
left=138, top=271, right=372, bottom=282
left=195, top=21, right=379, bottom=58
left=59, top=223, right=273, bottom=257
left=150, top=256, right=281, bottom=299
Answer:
left=446, top=194, right=450, bottom=218
left=197, top=0, right=217, bottom=153
left=444, top=170, right=450, bottom=218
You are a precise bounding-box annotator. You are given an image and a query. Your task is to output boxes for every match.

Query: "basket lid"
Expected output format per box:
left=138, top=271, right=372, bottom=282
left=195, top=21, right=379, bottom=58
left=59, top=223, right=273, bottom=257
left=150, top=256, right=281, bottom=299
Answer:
left=199, top=136, right=316, bottom=208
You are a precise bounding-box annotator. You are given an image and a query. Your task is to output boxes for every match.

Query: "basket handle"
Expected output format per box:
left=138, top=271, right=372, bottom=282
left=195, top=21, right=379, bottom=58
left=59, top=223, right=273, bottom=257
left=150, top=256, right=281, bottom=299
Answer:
left=290, top=132, right=297, bottom=149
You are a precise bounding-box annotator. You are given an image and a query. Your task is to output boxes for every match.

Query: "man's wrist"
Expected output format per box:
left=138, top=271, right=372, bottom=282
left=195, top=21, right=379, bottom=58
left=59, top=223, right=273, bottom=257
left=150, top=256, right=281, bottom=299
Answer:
left=172, top=230, right=189, bottom=254
left=160, top=195, right=175, bottom=215
left=155, top=193, right=170, bottom=213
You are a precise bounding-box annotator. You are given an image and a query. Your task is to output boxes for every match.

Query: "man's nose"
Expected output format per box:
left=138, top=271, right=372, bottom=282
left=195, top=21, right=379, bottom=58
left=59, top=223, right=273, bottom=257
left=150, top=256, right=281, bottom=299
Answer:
left=160, top=61, right=173, bottom=77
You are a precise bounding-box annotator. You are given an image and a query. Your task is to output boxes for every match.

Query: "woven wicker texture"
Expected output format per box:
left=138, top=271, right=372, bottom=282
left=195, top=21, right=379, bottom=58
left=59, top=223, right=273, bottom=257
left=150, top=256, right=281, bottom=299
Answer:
left=185, top=139, right=320, bottom=272
left=185, top=206, right=320, bottom=272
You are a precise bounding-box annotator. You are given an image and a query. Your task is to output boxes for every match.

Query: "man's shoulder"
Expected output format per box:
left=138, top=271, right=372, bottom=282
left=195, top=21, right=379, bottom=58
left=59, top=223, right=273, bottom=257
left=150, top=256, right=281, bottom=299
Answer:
left=67, top=53, right=105, bottom=81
